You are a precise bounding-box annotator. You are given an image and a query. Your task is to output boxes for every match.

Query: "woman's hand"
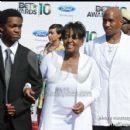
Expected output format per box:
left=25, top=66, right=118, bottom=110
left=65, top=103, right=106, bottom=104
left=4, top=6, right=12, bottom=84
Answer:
left=24, top=88, right=36, bottom=103
left=72, top=102, right=84, bottom=114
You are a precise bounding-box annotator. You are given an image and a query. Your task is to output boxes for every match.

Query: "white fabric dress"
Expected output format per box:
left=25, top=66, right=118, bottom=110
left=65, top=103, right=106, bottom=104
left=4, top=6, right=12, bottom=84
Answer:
left=39, top=50, right=101, bottom=130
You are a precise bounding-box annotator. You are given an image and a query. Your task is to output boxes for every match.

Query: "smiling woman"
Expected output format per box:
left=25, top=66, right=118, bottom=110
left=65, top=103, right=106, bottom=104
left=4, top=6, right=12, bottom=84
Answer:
left=37, top=21, right=101, bottom=130
left=61, top=22, right=86, bottom=74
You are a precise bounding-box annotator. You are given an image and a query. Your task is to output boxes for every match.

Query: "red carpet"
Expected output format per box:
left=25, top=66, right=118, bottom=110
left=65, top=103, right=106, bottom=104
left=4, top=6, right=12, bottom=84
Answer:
left=32, top=122, right=38, bottom=130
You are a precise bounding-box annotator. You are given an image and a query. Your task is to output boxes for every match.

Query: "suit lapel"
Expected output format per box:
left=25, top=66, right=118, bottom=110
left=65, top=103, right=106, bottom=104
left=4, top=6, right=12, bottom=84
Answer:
left=11, top=44, right=24, bottom=78
left=0, top=46, right=5, bottom=81
left=110, top=33, right=130, bottom=73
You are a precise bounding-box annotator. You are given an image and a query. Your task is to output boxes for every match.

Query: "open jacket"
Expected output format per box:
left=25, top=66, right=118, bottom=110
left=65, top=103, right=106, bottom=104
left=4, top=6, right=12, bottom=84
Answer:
left=85, top=32, right=130, bottom=126
left=0, top=43, right=42, bottom=130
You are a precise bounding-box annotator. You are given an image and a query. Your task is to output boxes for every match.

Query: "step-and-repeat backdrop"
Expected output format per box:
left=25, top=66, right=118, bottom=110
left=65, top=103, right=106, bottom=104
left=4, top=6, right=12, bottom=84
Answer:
left=0, top=1, right=129, bottom=122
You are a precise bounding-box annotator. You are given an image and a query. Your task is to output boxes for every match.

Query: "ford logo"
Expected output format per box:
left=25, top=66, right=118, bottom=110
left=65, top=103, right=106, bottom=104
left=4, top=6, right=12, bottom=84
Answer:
left=33, top=30, right=48, bottom=37
left=58, top=5, right=75, bottom=12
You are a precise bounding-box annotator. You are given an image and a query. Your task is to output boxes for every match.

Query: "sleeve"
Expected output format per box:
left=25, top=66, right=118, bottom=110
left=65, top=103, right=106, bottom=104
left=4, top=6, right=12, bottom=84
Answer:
left=80, top=58, right=101, bottom=108
left=27, top=51, right=43, bottom=99
left=40, top=54, right=48, bottom=80
left=12, top=51, right=43, bottom=116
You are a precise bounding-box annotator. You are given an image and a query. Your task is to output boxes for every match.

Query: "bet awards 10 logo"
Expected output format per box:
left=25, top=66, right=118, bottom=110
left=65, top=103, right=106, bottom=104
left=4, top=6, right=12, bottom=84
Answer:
left=87, top=6, right=127, bottom=17
left=18, top=2, right=51, bottom=15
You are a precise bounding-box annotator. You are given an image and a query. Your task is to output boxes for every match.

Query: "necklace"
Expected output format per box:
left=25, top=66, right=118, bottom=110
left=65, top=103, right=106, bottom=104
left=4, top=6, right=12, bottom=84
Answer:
left=107, top=43, right=118, bottom=53
left=108, top=45, right=113, bottom=53
left=106, top=43, right=119, bottom=68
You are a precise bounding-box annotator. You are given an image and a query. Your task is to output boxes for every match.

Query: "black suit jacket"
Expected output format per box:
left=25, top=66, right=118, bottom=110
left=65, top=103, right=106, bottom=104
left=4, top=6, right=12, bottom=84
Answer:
left=0, top=44, right=42, bottom=130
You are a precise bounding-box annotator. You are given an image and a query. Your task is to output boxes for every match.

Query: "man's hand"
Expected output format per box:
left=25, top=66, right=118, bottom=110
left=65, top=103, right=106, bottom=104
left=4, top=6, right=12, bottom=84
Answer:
left=72, top=102, right=84, bottom=114
left=6, top=104, right=16, bottom=117
left=24, top=88, right=36, bottom=103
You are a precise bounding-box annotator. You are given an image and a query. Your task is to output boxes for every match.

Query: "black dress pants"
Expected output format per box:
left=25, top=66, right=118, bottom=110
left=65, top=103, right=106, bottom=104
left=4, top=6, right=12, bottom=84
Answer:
left=4, top=115, right=15, bottom=130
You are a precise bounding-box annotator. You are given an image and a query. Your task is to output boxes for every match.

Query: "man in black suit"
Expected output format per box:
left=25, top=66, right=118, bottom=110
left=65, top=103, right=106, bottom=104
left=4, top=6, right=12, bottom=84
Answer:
left=0, top=8, right=42, bottom=130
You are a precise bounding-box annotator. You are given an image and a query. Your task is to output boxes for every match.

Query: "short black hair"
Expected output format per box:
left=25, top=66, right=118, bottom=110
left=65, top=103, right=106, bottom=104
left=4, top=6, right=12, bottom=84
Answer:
left=49, top=24, right=63, bottom=35
left=0, top=8, right=23, bottom=25
left=62, top=21, right=86, bottom=40
left=123, top=17, right=130, bottom=23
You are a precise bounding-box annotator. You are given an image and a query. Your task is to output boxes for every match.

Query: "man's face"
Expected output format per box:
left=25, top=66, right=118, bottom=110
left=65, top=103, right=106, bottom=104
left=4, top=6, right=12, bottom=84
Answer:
left=1, top=16, right=22, bottom=46
left=121, top=18, right=130, bottom=35
left=103, top=10, right=122, bottom=36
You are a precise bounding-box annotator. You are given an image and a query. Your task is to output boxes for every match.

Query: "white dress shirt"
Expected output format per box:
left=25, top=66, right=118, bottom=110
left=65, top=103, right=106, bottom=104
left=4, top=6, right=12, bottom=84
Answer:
left=0, top=39, right=18, bottom=67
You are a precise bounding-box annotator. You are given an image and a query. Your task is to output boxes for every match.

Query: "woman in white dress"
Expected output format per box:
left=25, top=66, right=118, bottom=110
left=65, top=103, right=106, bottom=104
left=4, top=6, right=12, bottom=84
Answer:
left=38, top=21, right=101, bottom=130
left=37, top=24, right=64, bottom=125
left=24, top=21, right=101, bottom=130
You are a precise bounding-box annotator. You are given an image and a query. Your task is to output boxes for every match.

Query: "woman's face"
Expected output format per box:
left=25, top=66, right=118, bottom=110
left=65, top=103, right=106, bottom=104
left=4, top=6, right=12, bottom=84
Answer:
left=63, top=29, right=83, bottom=54
left=48, top=28, right=61, bottom=43
left=121, top=19, right=130, bottom=35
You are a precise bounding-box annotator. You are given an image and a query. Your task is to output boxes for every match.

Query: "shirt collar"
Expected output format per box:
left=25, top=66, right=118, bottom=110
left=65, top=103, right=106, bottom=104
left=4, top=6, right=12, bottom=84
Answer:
left=0, top=39, right=18, bottom=55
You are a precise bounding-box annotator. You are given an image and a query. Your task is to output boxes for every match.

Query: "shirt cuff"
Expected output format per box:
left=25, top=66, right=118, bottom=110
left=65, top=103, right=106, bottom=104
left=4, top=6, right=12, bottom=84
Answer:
left=23, top=83, right=32, bottom=92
